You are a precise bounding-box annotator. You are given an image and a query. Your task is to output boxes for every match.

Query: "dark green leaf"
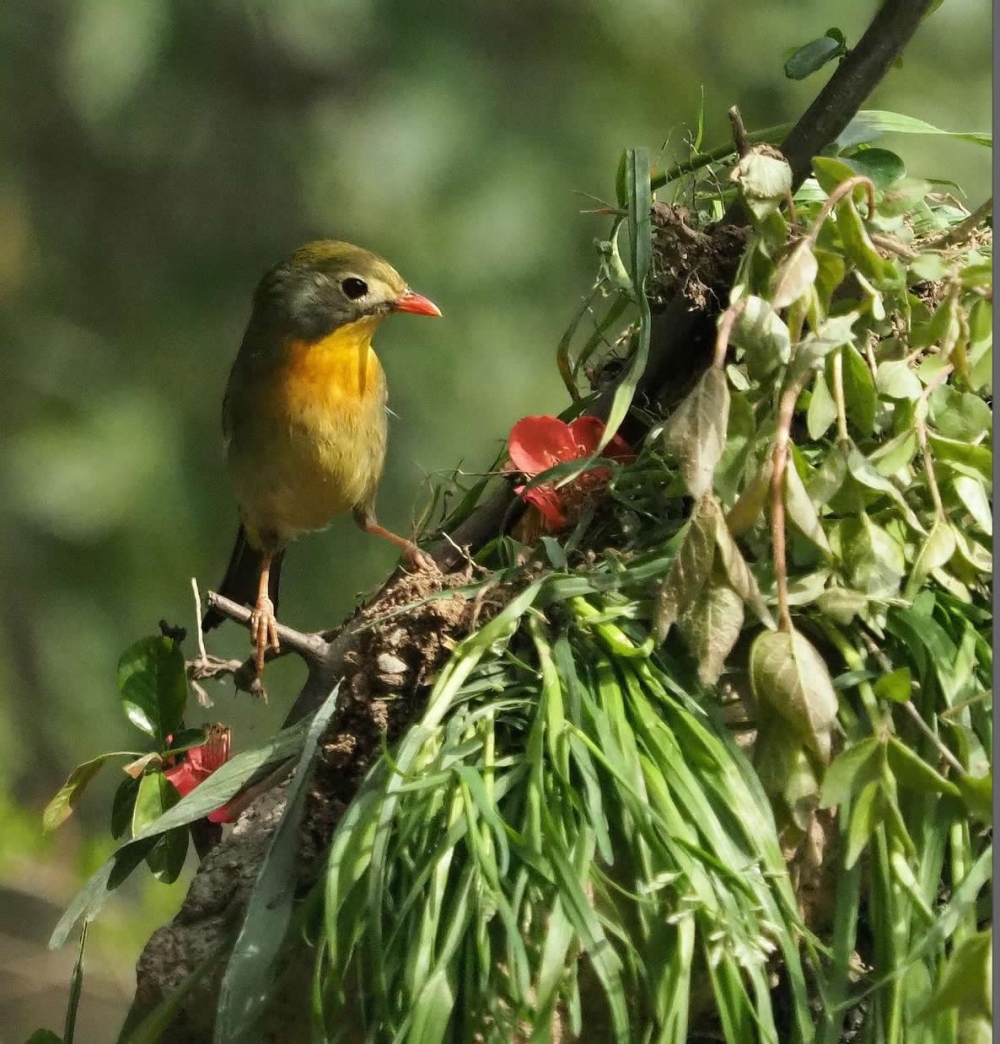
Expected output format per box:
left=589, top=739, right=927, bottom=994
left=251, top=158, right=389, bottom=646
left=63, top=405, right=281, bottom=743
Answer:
left=145, top=827, right=188, bottom=884
left=841, top=148, right=905, bottom=191
left=214, top=685, right=341, bottom=1044
left=25, top=1032, right=63, bottom=1044
left=111, top=776, right=141, bottom=840
left=840, top=345, right=877, bottom=436
left=117, top=636, right=187, bottom=743
left=784, top=32, right=846, bottom=80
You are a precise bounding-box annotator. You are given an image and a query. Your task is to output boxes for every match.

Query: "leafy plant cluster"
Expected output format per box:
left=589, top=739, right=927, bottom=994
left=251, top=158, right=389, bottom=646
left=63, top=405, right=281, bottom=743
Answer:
left=40, top=112, right=990, bottom=1044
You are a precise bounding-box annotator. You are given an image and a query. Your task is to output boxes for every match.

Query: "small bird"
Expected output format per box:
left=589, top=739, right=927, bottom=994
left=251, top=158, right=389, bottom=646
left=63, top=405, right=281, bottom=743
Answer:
left=202, top=240, right=441, bottom=672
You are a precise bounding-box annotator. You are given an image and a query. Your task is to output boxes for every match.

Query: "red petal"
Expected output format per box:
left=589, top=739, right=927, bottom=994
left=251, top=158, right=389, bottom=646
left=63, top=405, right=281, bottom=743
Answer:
left=208, top=803, right=239, bottom=825
left=568, top=415, right=606, bottom=455
left=508, top=416, right=578, bottom=475
left=568, top=415, right=634, bottom=462
left=524, top=486, right=567, bottom=530
left=163, top=761, right=199, bottom=797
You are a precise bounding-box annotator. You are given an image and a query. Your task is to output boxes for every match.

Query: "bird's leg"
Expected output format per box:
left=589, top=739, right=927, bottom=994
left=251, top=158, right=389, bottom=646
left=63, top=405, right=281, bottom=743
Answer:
left=354, top=507, right=436, bottom=571
left=249, top=552, right=280, bottom=674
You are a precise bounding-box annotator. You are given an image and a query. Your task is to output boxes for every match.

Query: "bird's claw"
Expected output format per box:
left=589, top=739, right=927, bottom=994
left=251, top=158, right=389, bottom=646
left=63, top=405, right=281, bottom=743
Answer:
left=404, top=544, right=437, bottom=573
left=249, top=596, right=280, bottom=675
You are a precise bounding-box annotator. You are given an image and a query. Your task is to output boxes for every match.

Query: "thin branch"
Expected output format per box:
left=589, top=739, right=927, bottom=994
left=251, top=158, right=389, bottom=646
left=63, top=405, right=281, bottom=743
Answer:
left=927, top=197, right=993, bottom=250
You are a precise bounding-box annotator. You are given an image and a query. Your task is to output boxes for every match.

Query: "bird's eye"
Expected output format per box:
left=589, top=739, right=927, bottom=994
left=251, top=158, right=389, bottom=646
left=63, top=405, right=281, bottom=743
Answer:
left=341, top=276, right=368, bottom=300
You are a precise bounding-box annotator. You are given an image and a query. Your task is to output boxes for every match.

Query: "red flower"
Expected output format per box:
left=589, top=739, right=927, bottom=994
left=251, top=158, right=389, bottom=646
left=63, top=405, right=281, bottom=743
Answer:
left=507, top=415, right=633, bottom=531
left=164, top=725, right=237, bottom=824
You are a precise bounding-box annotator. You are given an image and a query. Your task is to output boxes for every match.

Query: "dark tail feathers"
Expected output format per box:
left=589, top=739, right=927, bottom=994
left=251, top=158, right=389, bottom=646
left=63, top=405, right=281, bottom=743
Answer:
left=202, top=525, right=284, bottom=631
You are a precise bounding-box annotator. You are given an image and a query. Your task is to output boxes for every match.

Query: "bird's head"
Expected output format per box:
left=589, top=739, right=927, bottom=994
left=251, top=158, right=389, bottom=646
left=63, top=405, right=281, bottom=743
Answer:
left=251, top=240, right=441, bottom=341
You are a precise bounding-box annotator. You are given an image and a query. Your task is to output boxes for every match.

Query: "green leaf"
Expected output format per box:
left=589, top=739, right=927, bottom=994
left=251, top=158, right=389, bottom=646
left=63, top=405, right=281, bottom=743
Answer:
left=750, top=628, right=838, bottom=760
left=731, top=296, right=791, bottom=380
left=908, top=252, right=950, bottom=282
left=956, top=772, right=992, bottom=824
left=784, top=461, right=832, bottom=554
left=111, top=776, right=140, bottom=840
left=655, top=495, right=716, bottom=640
left=64, top=922, right=87, bottom=1044
left=601, top=148, right=651, bottom=450
left=845, top=779, right=881, bottom=869
left=841, top=514, right=905, bottom=597
left=836, top=196, right=889, bottom=283
left=133, top=771, right=187, bottom=883
left=662, top=366, right=730, bottom=498
left=952, top=475, right=992, bottom=536
left=885, top=736, right=961, bottom=798
left=50, top=719, right=310, bottom=948
left=873, top=667, right=912, bottom=703
left=214, top=685, right=341, bottom=1044
left=677, top=573, right=744, bottom=685
left=928, top=434, right=991, bottom=479
left=806, top=371, right=837, bottom=439
left=840, top=147, right=905, bottom=191
left=815, top=586, right=868, bottom=624
left=43, top=754, right=117, bottom=833
left=25, top=1033, right=63, bottom=1044
left=839, top=346, right=877, bottom=436
left=712, top=504, right=774, bottom=627
left=915, top=929, right=992, bottom=1022
left=928, top=385, right=992, bottom=443
left=819, top=737, right=879, bottom=807
left=771, top=241, right=818, bottom=310
left=875, top=359, right=922, bottom=401
left=905, top=521, right=957, bottom=599
left=132, top=770, right=177, bottom=835
left=732, top=149, right=792, bottom=221
left=836, top=110, right=991, bottom=150
left=145, top=826, right=188, bottom=885
left=784, top=30, right=846, bottom=80
left=868, top=429, right=918, bottom=476
left=117, top=636, right=187, bottom=743
left=811, top=156, right=861, bottom=198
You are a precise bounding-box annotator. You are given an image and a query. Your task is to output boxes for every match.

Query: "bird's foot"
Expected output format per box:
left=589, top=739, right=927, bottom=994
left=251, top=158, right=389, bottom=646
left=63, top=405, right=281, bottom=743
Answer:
left=403, top=543, right=437, bottom=572
left=249, top=595, right=280, bottom=675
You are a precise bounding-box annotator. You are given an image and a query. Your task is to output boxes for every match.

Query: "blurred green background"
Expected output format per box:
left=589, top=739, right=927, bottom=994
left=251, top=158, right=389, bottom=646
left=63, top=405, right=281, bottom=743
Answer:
left=0, top=0, right=989, bottom=1037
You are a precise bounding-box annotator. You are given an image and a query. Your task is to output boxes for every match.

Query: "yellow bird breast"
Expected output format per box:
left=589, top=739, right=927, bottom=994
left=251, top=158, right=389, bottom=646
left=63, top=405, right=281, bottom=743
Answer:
left=227, top=317, right=389, bottom=547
